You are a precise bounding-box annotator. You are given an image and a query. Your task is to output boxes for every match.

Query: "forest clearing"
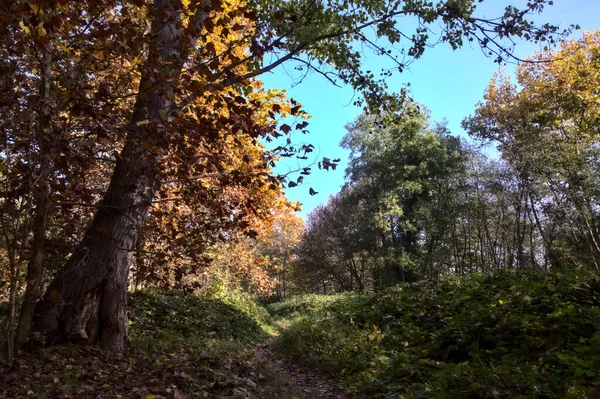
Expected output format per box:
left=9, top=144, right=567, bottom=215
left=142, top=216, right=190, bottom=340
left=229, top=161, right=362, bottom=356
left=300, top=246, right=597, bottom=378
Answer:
left=1, top=0, right=600, bottom=397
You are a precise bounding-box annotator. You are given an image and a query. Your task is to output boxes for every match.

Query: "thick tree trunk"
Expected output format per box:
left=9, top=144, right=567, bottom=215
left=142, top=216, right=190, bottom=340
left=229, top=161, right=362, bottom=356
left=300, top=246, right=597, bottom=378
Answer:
left=33, top=128, right=159, bottom=351
left=15, top=50, right=53, bottom=351
left=32, top=0, right=208, bottom=352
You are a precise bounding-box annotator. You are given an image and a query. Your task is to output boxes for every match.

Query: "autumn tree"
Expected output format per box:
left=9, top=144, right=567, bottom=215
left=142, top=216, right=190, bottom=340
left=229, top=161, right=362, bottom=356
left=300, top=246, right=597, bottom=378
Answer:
left=0, top=0, right=571, bottom=351
left=1, top=0, right=151, bottom=353
left=2, top=0, right=300, bottom=352
left=256, top=203, right=304, bottom=300
left=463, top=31, right=600, bottom=270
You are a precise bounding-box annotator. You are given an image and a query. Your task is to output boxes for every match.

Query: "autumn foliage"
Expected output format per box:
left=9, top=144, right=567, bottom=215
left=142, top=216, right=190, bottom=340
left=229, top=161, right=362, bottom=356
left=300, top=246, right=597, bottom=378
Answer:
left=1, top=0, right=308, bottom=353
left=0, top=0, right=573, bottom=353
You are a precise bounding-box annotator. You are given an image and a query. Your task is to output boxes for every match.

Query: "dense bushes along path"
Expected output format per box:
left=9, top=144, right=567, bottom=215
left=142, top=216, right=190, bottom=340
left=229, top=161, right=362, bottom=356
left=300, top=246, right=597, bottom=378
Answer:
left=269, top=269, right=600, bottom=399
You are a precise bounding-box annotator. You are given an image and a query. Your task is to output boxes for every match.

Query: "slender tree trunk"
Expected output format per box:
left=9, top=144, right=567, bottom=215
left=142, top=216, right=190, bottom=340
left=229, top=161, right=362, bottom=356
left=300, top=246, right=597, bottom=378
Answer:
left=281, top=252, right=287, bottom=301
left=32, top=0, right=209, bottom=352
left=15, top=50, right=53, bottom=351
left=528, top=192, right=551, bottom=269
left=5, top=247, right=18, bottom=363
left=134, top=227, right=147, bottom=291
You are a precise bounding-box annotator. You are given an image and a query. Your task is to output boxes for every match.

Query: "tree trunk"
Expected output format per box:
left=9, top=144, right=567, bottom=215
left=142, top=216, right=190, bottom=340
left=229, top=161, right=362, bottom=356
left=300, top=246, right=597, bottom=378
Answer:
left=32, top=0, right=208, bottom=352
left=32, top=127, right=159, bottom=352
left=4, top=246, right=18, bottom=363
left=134, top=227, right=147, bottom=291
left=15, top=49, right=53, bottom=351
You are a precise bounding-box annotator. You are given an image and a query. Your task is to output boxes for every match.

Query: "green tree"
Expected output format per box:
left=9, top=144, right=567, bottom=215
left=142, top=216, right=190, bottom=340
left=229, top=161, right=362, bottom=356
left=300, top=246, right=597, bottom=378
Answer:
left=341, top=104, right=468, bottom=284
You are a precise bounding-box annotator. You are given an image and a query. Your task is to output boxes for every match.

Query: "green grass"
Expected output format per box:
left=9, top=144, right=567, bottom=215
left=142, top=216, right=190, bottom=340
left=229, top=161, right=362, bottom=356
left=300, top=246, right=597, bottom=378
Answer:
left=269, top=269, right=600, bottom=399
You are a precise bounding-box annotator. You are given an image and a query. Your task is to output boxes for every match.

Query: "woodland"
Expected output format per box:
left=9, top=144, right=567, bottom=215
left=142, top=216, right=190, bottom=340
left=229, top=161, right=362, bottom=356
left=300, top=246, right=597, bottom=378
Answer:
left=0, top=0, right=599, bottom=398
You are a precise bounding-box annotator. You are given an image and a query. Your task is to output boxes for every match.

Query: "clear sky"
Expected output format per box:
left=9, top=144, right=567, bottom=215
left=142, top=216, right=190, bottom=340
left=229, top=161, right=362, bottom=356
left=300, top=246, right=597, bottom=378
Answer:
left=262, top=0, right=600, bottom=219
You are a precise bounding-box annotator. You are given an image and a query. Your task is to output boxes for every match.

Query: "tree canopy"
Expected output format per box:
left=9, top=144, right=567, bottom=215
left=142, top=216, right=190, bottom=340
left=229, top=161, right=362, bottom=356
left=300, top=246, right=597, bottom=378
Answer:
left=291, top=31, right=600, bottom=292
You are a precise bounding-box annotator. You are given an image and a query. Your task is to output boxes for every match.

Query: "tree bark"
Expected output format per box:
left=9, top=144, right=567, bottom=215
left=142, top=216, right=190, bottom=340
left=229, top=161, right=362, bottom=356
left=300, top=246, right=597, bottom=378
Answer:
left=32, top=0, right=209, bottom=352
left=15, top=49, right=53, bottom=351
left=5, top=242, right=18, bottom=363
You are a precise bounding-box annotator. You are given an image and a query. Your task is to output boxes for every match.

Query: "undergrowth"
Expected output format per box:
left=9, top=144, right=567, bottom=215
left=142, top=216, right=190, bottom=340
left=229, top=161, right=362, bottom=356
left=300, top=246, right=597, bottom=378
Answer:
left=3, top=270, right=599, bottom=398
left=1, top=288, right=298, bottom=398
left=270, top=269, right=600, bottom=399
left=128, top=288, right=271, bottom=351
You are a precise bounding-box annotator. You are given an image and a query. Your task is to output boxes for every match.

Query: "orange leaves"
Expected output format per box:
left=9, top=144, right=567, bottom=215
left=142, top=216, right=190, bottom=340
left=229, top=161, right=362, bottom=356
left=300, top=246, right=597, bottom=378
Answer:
left=2, top=0, right=310, bottom=295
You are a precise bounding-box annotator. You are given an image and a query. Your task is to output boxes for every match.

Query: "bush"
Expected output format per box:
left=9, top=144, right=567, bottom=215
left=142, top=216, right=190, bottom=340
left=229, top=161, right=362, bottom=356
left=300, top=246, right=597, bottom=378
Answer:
left=273, top=269, right=600, bottom=398
left=128, top=288, right=271, bottom=353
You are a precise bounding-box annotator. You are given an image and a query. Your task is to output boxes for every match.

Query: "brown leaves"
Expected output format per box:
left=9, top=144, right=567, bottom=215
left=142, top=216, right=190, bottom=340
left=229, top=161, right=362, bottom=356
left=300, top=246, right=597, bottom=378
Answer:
left=280, top=123, right=292, bottom=134
left=319, top=157, right=338, bottom=171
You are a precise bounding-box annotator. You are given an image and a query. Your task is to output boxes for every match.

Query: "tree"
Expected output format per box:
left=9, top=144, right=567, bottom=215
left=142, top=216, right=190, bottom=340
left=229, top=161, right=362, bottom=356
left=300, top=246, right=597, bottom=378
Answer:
left=256, top=204, right=304, bottom=300
left=296, top=193, right=373, bottom=292
left=341, top=105, right=468, bottom=284
left=3, top=0, right=301, bottom=351
left=1, top=0, right=569, bottom=351
left=463, top=31, right=600, bottom=270
left=294, top=104, right=471, bottom=293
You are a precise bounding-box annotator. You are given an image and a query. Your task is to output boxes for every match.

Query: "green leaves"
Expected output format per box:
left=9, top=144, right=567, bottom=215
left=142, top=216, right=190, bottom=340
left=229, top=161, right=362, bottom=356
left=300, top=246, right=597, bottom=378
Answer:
left=273, top=269, right=600, bottom=398
left=247, top=0, right=568, bottom=112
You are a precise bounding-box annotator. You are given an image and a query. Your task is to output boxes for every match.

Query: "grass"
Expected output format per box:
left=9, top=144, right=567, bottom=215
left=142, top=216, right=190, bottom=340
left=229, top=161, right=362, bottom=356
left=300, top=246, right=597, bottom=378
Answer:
left=2, top=269, right=599, bottom=398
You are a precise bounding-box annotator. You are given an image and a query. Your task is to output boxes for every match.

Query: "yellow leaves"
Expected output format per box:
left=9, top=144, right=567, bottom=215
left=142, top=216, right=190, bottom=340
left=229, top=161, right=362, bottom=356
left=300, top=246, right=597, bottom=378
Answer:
left=19, top=19, right=46, bottom=37
left=19, top=20, right=31, bottom=34
left=198, top=0, right=255, bottom=73
left=58, top=90, right=77, bottom=100
left=36, top=25, right=47, bottom=37
left=516, top=30, right=600, bottom=141
left=56, top=42, right=71, bottom=53
left=16, top=260, right=28, bottom=272
left=29, top=2, right=44, bottom=14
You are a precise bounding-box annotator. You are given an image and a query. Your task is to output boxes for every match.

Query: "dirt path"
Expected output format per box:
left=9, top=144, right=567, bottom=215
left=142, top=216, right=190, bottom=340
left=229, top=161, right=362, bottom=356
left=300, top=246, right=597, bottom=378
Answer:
left=248, top=337, right=352, bottom=399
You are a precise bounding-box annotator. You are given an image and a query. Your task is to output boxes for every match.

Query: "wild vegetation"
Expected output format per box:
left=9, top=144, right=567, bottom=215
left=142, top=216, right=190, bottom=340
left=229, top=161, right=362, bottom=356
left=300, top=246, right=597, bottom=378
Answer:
left=290, top=31, right=600, bottom=292
left=1, top=0, right=571, bottom=355
left=2, top=269, right=597, bottom=398
left=1, top=0, right=598, bottom=398
left=271, top=269, right=600, bottom=398
left=1, top=288, right=315, bottom=398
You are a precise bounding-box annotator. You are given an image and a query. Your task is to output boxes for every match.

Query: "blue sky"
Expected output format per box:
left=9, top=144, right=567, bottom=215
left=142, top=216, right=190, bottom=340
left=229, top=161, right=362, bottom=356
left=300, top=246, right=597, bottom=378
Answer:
left=262, top=0, right=600, bottom=219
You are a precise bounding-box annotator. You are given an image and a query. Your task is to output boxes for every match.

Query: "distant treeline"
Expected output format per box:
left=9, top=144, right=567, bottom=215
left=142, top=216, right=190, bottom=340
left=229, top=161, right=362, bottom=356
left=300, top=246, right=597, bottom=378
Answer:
left=285, top=32, right=600, bottom=295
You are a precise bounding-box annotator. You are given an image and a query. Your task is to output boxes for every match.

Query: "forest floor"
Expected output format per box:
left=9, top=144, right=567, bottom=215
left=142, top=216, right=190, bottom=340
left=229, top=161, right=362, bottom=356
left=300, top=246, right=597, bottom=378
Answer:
left=252, top=336, right=351, bottom=399
left=0, top=290, right=351, bottom=399
left=2, top=269, right=599, bottom=398
left=0, top=332, right=350, bottom=399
